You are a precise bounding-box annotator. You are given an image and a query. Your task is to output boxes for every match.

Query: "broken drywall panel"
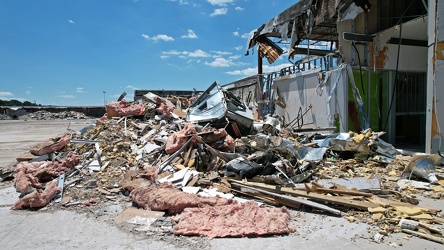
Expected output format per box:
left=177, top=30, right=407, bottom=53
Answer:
left=383, top=44, right=427, bottom=72
left=340, top=2, right=364, bottom=21
left=273, top=65, right=348, bottom=131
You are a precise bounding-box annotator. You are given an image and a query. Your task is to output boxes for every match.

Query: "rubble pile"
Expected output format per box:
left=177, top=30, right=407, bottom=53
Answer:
left=0, top=114, right=12, bottom=120
left=21, top=110, right=91, bottom=120
left=1, top=87, right=444, bottom=244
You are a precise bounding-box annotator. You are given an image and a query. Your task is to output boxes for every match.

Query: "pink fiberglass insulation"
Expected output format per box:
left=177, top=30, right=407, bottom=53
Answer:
left=106, top=99, right=146, bottom=117
left=30, top=133, right=71, bottom=156
left=154, top=96, right=175, bottom=117
left=129, top=183, right=235, bottom=214
left=14, top=152, right=79, bottom=193
left=165, top=123, right=197, bottom=154
left=157, top=103, right=175, bottom=117
left=12, top=181, right=61, bottom=210
left=172, top=201, right=295, bottom=239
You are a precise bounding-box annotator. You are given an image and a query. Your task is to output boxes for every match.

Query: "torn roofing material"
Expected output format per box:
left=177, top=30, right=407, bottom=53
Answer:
left=245, top=0, right=371, bottom=59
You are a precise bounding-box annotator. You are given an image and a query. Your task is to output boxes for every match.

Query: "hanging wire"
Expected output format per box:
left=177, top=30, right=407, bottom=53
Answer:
left=383, top=0, right=416, bottom=131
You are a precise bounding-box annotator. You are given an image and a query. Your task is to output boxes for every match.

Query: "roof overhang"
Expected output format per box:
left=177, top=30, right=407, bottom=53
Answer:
left=245, top=0, right=371, bottom=61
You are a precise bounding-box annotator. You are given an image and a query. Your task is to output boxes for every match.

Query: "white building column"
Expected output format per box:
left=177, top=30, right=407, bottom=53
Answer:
left=426, top=0, right=444, bottom=153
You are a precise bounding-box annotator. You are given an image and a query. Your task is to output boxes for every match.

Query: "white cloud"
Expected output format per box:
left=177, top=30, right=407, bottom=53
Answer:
left=229, top=54, right=241, bottom=60
left=127, top=85, right=138, bottom=90
left=210, top=8, right=227, bottom=16
left=241, top=33, right=250, bottom=39
left=233, top=31, right=239, bottom=36
left=141, top=33, right=174, bottom=42
left=25, top=91, right=31, bottom=95
left=160, top=55, right=169, bottom=59
left=167, top=0, right=189, bottom=5
left=205, top=57, right=234, bottom=67
left=226, top=63, right=294, bottom=76
left=234, top=46, right=243, bottom=51
left=188, top=49, right=211, bottom=57
left=76, top=87, right=84, bottom=93
left=162, top=50, right=183, bottom=56
left=235, top=6, right=244, bottom=11
left=0, top=92, right=13, bottom=97
left=58, top=95, right=75, bottom=99
left=68, top=19, right=75, bottom=24
left=207, top=0, right=233, bottom=6
left=181, top=29, right=198, bottom=39
left=162, top=49, right=211, bottom=58
left=212, top=51, right=232, bottom=56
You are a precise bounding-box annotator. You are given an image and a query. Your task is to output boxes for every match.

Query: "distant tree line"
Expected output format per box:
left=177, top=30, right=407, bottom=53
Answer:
left=0, top=99, right=41, bottom=106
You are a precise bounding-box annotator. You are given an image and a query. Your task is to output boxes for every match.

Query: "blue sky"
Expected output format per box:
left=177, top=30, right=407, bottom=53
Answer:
left=0, top=0, right=296, bottom=106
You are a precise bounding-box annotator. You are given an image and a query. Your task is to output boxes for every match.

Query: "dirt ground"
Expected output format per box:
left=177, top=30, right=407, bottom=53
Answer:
left=0, top=119, right=443, bottom=249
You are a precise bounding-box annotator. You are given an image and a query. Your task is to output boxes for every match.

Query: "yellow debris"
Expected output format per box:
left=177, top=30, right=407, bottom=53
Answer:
left=368, top=207, right=387, bottom=213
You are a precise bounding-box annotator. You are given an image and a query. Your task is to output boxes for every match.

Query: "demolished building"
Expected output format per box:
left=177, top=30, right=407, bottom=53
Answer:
left=1, top=0, right=444, bottom=246
left=225, top=0, right=442, bottom=154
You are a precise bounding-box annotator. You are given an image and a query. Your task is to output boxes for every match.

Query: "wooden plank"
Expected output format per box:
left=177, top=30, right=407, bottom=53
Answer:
left=401, top=229, right=444, bottom=244
left=231, top=182, right=343, bottom=215
left=306, top=185, right=373, bottom=197
left=229, top=180, right=377, bottom=211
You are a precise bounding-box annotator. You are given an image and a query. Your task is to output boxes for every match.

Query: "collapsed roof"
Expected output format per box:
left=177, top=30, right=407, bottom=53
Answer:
left=245, top=0, right=371, bottom=61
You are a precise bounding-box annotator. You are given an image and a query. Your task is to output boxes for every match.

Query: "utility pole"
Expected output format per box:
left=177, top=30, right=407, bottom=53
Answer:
left=103, top=91, right=106, bottom=106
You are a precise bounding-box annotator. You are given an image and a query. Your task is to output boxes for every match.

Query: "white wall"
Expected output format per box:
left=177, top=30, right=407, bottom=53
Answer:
left=273, top=65, right=348, bottom=132
left=426, top=0, right=444, bottom=153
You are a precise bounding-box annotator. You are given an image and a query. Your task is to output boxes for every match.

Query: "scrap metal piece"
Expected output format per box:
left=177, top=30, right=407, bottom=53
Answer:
left=297, top=147, right=328, bottom=161
left=403, top=154, right=442, bottom=183
left=55, top=173, right=65, bottom=203
left=186, top=82, right=253, bottom=132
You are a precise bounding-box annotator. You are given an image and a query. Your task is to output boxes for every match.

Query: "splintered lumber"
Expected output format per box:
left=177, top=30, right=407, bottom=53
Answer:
left=229, top=180, right=378, bottom=211
left=231, top=182, right=342, bottom=215
left=305, top=184, right=373, bottom=197
left=369, top=196, right=439, bottom=214
left=402, top=229, right=444, bottom=244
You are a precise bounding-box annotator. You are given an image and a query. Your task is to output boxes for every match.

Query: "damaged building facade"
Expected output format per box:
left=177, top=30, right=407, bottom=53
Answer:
left=226, top=0, right=443, bottom=154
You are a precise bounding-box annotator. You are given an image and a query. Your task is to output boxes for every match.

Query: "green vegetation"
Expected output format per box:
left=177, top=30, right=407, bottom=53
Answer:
left=0, top=99, right=41, bottom=106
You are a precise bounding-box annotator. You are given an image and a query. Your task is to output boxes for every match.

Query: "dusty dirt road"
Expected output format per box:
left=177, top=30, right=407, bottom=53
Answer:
left=0, top=119, right=442, bottom=249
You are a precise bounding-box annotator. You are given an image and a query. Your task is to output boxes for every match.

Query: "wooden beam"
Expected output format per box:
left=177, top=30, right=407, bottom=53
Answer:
left=229, top=179, right=378, bottom=211
left=231, top=182, right=343, bottom=215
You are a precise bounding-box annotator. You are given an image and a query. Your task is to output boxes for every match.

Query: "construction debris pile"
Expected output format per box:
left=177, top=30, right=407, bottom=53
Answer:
left=21, top=110, right=91, bottom=120
left=0, top=114, right=12, bottom=120
left=2, top=83, right=444, bottom=244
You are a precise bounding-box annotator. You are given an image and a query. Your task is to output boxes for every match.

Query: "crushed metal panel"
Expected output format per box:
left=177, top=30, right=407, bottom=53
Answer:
left=186, top=82, right=253, bottom=129
left=186, top=82, right=227, bottom=124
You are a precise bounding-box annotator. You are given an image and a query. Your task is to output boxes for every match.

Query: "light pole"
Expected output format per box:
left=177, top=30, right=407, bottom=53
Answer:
left=103, top=91, right=106, bottom=106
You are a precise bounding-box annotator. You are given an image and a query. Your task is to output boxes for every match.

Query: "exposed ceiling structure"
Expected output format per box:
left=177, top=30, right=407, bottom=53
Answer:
left=246, top=0, right=371, bottom=61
